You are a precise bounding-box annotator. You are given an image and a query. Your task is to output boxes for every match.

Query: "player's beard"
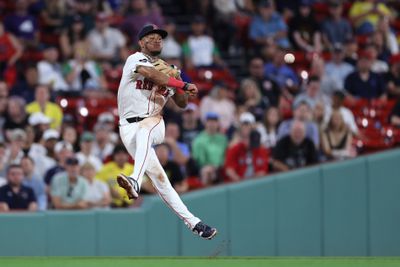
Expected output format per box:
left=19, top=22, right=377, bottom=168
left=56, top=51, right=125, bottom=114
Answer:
left=150, top=49, right=161, bottom=56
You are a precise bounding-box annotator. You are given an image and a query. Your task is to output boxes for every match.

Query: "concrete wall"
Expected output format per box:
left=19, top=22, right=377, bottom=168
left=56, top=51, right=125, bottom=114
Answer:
left=0, top=149, right=399, bottom=256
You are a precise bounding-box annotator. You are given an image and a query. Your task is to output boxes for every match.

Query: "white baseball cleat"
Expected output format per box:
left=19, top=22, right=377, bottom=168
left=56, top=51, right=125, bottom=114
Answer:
left=116, top=174, right=139, bottom=199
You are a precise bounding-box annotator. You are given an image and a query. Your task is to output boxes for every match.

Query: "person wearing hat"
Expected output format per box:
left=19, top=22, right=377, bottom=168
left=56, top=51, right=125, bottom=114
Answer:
left=249, top=0, right=290, bottom=49
left=386, top=54, right=400, bottom=99
left=43, top=141, right=73, bottom=186
left=324, top=43, right=354, bottom=95
left=192, top=112, right=228, bottom=186
left=26, top=85, right=63, bottom=130
left=42, top=128, right=60, bottom=159
left=50, top=156, right=90, bottom=210
left=87, top=12, right=128, bottom=64
left=344, top=50, right=386, bottom=100
left=76, top=131, right=103, bottom=172
left=321, top=0, right=353, bottom=49
left=180, top=102, right=204, bottom=150
left=182, top=16, right=225, bottom=68
left=115, top=22, right=217, bottom=239
left=37, top=45, right=69, bottom=91
left=229, top=112, right=257, bottom=147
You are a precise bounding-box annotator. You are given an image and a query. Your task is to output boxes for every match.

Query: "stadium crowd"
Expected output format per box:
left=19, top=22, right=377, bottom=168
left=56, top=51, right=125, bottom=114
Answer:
left=0, top=0, right=400, bottom=211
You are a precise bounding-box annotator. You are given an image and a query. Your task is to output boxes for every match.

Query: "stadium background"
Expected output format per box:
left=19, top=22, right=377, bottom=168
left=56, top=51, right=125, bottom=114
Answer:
left=0, top=0, right=400, bottom=259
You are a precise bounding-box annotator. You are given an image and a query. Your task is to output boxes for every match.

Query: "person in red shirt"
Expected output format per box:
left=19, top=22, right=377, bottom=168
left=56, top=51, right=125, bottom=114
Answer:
left=0, top=21, right=23, bottom=81
left=224, top=129, right=270, bottom=182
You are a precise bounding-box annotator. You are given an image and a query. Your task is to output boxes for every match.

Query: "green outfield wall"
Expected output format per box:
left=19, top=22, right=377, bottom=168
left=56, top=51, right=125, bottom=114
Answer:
left=0, top=149, right=399, bottom=256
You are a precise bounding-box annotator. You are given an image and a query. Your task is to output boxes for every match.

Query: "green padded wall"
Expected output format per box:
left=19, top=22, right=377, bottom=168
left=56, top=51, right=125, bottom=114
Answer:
left=368, top=150, right=400, bottom=256
left=228, top=178, right=276, bottom=256
left=321, top=158, right=368, bottom=256
left=0, top=213, right=46, bottom=256
left=275, top=168, right=322, bottom=256
left=46, top=211, right=97, bottom=256
left=180, top=186, right=230, bottom=256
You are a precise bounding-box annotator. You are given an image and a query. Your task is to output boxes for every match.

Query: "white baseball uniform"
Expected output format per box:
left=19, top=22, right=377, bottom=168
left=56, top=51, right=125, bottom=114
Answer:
left=117, top=52, right=201, bottom=229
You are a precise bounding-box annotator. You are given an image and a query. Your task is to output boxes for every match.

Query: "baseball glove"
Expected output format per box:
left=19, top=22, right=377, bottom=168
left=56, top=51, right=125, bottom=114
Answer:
left=152, top=58, right=181, bottom=78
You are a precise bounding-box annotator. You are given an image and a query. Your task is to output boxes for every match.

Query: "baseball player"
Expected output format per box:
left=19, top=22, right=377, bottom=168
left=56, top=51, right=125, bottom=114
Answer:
left=116, top=24, right=217, bottom=240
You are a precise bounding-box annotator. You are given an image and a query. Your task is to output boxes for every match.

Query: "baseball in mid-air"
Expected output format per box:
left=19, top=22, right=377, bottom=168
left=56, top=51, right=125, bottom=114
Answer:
left=284, top=53, right=295, bottom=64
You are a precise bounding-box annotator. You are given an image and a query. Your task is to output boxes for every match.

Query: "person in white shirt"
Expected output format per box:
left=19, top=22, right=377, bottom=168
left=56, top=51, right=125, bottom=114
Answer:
left=81, top=162, right=111, bottom=208
left=324, top=43, right=354, bottom=94
left=87, top=13, right=128, bottom=64
left=37, top=45, right=69, bottom=91
left=76, top=131, right=103, bottom=172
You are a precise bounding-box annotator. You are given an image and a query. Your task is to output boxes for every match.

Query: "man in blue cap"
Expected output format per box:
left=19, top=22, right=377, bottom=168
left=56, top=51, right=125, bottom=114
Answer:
left=116, top=24, right=217, bottom=240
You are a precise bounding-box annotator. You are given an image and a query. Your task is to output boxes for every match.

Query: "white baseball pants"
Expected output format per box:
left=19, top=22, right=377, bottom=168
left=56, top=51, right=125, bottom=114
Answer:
left=119, top=116, right=201, bottom=229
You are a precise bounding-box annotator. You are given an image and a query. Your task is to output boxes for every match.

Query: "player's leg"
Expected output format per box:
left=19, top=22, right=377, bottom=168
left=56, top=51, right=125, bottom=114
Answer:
left=117, top=118, right=163, bottom=198
left=145, top=148, right=217, bottom=240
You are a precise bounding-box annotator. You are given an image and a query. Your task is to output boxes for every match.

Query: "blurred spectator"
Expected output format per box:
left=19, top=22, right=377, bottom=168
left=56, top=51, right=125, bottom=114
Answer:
left=40, top=0, right=66, bottom=34
left=349, top=0, right=392, bottom=35
left=249, top=0, right=290, bottom=49
left=62, top=0, right=95, bottom=34
left=199, top=83, right=236, bottom=132
left=81, top=162, right=111, bottom=209
left=386, top=54, right=400, bottom=99
left=160, top=19, right=182, bottom=60
left=389, top=98, right=400, bottom=127
left=324, top=43, right=354, bottom=95
left=60, top=14, right=88, bottom=59
left=44, top=141, right=73, bottom=186
left=41, top=128, right=60, bottom=160
left=96, top=112, right=118, bottom=144
left=343, top=38, right=359, bottom=66
left=230, top=112, right=257, bottom=146
left=96, top=145, right=133, bottom=208
left=192, top=112, right=228, bottom=186
left=164, top=122, right=190, bottom=167
left=0, top=164, right=37, bottom=211
left=247, top=57, right=280, bottom=106
left=344, top=51, right=386, bottom=100
left=224, top=129, right=269, bottom=182
left=0, top=21, right=23, bottom=80
left=61, top=125, right=79, bottom=151
left=182, top=16, right=225, bottom=69
left=3, top=96, right=28, bottom=134
left=155, top=143, right=188, bottom=194
left=87, top=12, right=128, bottom=65
left=321, top=110, right=354, bottom=161
left=365, top=44, right=389, bottom=74
left=21, top=155, right=47, bottom=210
left=277, top=100, right=320, bottom=147
left=76, top=131, right=103, bottom=172
left=26, top=85, right=63, bottom=129
left=28, top=112, right=51, bottom=138
left=330, top=90, right=359, bottom=136
left=257, top=106, right=281, bottom=149
left=50, top=156, right=89, bottom=210
left=288, top=0, right=322, bottom=53
left=179, top=103, right=204, bottom=151
left=264, top=46, right=299, bottom=89
left=376, top=17, right=399, bottom=56
left=29, top=128, right=58, bottom=177
left=9, top=65, right=38, bottom=103
left=122, top=0, right=165, bottom=44
left=3, top=0, right=39, bottom=48
left=294, top=76, right=331, bottom=111
left=272, top=120, right=318, bottom=171
left=4, top=129, right=26, bottom=165
left=369, top=30, right=391, bottom=63
left=0, top=142, right=7, bottom=178
left=63, top=41, right=107, bottom=92
left=237, top=78, right=268, bottom=121
left=321, top=0, right=353, bottom=49
left=37, top=45, right=69, bottom=91
left=92, top=123, right=115, bottom=161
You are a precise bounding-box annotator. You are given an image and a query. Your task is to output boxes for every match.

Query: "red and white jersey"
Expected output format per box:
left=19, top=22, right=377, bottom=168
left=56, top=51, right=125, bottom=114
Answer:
left=117, top=52, right=174, bottom=123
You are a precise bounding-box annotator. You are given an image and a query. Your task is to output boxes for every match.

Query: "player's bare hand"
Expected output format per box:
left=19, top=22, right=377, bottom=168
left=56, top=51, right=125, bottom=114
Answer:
left=185, top=83, right=198, bottom=97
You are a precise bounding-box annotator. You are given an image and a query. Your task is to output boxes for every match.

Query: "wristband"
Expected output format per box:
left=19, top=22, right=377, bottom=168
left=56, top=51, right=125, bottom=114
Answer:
left=167, top=77, right=185, bottom=89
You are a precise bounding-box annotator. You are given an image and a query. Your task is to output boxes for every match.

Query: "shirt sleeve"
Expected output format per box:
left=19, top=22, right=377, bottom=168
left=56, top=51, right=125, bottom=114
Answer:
left=27, top=187, right=37, bottom=203
left=127, top=53, right=154, bottom=76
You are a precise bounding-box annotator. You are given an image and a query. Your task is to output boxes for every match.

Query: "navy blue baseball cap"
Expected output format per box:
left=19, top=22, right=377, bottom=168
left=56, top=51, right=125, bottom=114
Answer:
left=138, top=24, right=168, bottom=40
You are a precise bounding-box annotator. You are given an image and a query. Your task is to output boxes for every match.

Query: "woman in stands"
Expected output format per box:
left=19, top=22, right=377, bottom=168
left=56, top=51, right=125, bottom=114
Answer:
left=321, top=110, right=354, bottom=161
